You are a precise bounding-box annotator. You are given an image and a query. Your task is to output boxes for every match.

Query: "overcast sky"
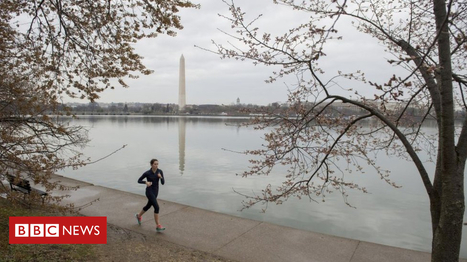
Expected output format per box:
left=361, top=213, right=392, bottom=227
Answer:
left=86, top=0, right=398, bottom=106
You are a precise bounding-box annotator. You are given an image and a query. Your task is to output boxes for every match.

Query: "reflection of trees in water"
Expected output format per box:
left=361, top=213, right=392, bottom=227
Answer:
left=60, top=115, right=251, bottom=126
left=60, top=115, right=444, bottom=131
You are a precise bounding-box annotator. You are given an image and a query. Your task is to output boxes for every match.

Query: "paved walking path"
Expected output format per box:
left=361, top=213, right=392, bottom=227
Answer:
left=50, top=174, right=466, bottom=262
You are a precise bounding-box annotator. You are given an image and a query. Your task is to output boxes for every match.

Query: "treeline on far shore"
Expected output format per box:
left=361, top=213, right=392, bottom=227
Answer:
left=63, top=101, right=467, bottom=119
left=64, top=102, right=264, bottom=116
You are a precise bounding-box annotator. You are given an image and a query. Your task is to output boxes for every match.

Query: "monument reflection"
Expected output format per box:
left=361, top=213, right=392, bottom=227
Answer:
left=178, top=117, right=185, bottom=175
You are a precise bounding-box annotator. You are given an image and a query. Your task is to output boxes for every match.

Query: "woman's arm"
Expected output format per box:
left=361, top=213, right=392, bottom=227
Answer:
left=159, top=170, right=165, bottom=185
left=137, top=172, right=147, bottom=184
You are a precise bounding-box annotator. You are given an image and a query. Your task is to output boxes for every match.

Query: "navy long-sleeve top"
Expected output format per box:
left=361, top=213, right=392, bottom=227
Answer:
left=138, top=168, right=165, bottom=193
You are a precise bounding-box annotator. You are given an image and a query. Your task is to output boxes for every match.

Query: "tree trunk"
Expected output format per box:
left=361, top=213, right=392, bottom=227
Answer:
left=430, top=0, right=466, bottom=261
left=431, top=167, right=465, bottom=261
left=430, top=125, right=464, bottom=262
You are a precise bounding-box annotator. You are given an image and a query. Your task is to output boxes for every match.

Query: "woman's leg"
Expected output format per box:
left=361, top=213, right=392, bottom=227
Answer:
left=145, top=191, right=162, bottom=226
left=135, top=200, right=150, bottom=225
left=138, top=209, right=146, bottom=218
left=139, top=199, right=152, bottom=217
left=154, top=213, right=160, bottom=226
left=153, top=200, right=165, bottom=231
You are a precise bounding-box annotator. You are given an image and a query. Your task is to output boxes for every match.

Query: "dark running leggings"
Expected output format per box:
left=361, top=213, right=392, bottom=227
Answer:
left=143, top=189, right=160, bottom=214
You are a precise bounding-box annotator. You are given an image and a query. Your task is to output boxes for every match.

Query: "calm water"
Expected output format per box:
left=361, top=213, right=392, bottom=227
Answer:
left=58, top=115, right=467, bottom=257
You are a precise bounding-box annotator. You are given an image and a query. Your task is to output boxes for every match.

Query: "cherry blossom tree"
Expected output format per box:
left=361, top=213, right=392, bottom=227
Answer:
left=209, top=0, right=466, bottom=260
left=0, top=0, right=196, bottom=206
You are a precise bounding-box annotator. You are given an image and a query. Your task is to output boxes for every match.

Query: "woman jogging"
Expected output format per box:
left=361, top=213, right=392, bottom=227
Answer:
left=135, top=158, right=165, bottom=232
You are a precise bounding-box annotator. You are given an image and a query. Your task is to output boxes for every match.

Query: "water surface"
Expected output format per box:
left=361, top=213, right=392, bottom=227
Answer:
left=58, top=115, right=467, bottom=258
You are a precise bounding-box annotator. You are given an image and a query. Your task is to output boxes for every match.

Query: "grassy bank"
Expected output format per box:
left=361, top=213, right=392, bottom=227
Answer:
left=0, top=196, right=232, bottom=262
left=0, top=197, right=96, bottom=262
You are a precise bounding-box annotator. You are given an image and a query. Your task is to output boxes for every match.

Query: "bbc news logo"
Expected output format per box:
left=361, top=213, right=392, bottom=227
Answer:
left=10, top=216, right=107, bottom=244
left=15, top=224, right=60, bottom=237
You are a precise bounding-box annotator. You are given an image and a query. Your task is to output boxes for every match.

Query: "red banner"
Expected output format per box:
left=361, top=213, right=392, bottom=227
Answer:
left=9, top=216, right=107, bottom=244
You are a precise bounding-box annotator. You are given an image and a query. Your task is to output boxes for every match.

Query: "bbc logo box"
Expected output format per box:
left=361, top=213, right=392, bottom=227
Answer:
left=9, top=216, right=107, bottom=244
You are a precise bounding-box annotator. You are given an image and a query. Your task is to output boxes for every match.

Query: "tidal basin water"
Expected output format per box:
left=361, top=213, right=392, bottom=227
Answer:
left=58, top=115, right=467, bottom=257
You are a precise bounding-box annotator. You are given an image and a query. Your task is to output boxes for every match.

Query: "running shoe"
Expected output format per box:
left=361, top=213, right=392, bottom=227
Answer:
left=156, top=224, right=165, bottom=232
left=135, top=214, right=141, bottom=225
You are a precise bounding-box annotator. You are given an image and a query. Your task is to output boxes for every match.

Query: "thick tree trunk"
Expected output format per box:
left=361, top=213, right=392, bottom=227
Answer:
left=431, top=167, right=465, bottom=261
left=430, top=0, right=466, bottom=261
left=430, top=129, right=464, bottom=262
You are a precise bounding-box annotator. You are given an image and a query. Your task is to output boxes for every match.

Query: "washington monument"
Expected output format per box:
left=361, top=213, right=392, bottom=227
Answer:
left=178, top=54, right=186, bottom=111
